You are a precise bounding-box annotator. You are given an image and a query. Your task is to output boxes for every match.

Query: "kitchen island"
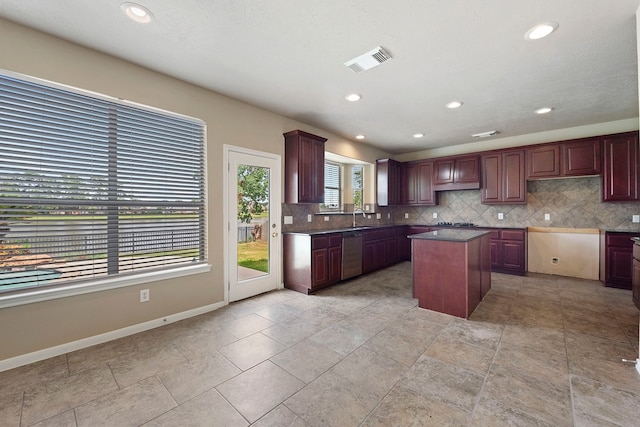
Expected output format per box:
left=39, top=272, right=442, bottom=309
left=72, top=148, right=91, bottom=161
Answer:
left=409, top=229, right=491, bottom=318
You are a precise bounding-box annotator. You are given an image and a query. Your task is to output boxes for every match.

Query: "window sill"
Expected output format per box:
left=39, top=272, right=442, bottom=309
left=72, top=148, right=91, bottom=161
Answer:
left=0, top=263, right=212, bottom=309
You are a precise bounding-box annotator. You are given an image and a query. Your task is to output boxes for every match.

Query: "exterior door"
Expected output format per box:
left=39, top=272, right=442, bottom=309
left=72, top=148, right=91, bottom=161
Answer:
left=225, top=146, right=281, bottom=302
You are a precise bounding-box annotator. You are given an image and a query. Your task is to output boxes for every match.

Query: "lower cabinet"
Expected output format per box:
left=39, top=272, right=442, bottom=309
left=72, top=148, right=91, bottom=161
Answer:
left=283, top=233, right=342, bottom=294
left=492, top=229, right=527, bottom=275
left=604, top=232, right=639, bottom=289
left=362, top=229, right=388, bottom=274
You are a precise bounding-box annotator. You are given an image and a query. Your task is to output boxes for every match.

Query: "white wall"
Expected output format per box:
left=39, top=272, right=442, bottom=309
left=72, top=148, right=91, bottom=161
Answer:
left=528, top=228, right=600, bottom=280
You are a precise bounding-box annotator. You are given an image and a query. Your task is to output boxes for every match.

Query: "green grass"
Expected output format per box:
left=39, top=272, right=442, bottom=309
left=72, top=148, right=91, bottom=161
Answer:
left=237, top=240, right=268, bottom=273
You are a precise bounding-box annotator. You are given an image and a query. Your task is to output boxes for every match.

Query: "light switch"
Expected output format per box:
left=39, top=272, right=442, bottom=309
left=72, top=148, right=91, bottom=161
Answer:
left=544, top=213, right=550, bottom=221
left=387, top=213, right=391, bottom=219
left=376, top=213, right=381, bottom=220
left=633, top=215, right=640, bottom=223
left=432, top=212, right=438, bottom=219
left=404, top=213, right=409, bottom=219
left=284, top=215, right=293, bottom=224
left=307, top=214, right=312, bottom=222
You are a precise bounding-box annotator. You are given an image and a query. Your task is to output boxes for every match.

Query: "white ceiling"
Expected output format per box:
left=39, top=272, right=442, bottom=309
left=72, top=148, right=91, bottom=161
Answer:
left=1, top=0, right=639, bottom=154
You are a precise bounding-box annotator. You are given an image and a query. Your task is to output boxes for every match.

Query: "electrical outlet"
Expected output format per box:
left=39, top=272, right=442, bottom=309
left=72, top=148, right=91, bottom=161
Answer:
left=544, top=213, right=550, bottom=221
left=376, top=213, right=381, bottom=220
left=552, top=257, right=559, bottom=265
left=404, top=213, right=409, bottom=219
left=284, top=215, right=293, bottom=225
left=633, top=215, right=640, bottom=223
left=387, top=213, right=391, bottom=219
left=324, top=216, right=329, bottom=222
left=365, top=205, right=370, bottom=211
left=367, top=214, right=371, bottom=219
left=432, top=212, right=438, bottom=219
left=140, top=289, right=150, bottom=302
left=498, top=213, right=504, bottom=220
left=307, top=214, right=312, bottom=222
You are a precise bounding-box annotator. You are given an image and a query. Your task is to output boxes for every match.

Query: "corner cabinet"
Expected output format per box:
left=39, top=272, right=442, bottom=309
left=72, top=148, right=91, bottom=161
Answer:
left=284, top=130, right=327, bottom=203
left=481, top=150, right=526, bottom=204
left=602, top=132, right=639, bottom=202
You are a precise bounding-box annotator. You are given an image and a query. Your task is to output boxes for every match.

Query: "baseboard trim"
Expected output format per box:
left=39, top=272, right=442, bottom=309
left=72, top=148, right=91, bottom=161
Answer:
left=0, top=301, right=226, bottom=373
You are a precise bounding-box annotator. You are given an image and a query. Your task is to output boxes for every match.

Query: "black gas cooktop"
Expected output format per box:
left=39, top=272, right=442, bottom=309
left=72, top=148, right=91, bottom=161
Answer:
left=436, top=222, right=477, bottom=227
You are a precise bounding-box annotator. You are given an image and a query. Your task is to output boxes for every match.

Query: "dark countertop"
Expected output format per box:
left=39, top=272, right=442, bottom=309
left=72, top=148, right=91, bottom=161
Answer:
left=283, top=224, right=526, bottom=236
left=408, top=229, right=491, bottom=242
left=283, top=225, right=398, bottom=236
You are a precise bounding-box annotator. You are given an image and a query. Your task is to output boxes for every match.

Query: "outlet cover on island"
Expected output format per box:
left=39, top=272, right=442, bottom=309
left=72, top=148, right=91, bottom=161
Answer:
left=284, top=215, right=293, bottom=225
left=307, top=214, right=312, bottom=222
left=633, top=215, right=640, bottom=223
left=498, top=213, right=504, bottom=220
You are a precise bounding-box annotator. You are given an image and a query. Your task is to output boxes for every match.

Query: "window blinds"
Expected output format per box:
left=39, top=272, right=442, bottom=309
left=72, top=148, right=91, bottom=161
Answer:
left=0, top=73, right=205, bottom=294
left=323, top=162, right=340, bottom=209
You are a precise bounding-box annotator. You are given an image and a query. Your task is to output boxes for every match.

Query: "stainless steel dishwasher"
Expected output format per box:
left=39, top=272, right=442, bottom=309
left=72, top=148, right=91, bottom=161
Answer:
left=341, top=231, right=363, bottom=280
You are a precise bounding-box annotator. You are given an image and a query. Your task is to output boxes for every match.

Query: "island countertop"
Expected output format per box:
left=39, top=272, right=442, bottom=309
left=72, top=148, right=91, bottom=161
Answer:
left=408, top=228, right=491, bottom=242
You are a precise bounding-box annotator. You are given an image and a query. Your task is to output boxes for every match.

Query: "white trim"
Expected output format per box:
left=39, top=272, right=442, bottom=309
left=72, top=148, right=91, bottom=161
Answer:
left=0, top=263, right=211, bottom=309
left=0, top=300, right=226, bottom=372
left=637, top=359, right=640, bottom=376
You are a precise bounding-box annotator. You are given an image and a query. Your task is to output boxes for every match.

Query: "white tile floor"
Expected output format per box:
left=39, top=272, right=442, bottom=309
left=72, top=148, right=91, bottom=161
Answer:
left=1, top=262, right=639, bottom=426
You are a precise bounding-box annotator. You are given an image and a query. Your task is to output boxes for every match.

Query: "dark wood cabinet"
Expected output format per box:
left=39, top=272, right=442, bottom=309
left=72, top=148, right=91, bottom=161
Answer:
left=604, top=232, right=639, bottom=289
left=486, top=228, right=527, bottom=275
left=563, top=139, right=601, bottom=176
left=602, top=132, right=639, bottom=202
left=376, top=159, right=403, bottom=206
left=481, top=150, right=526, bottom=204
left=405, top=160, right=436, bottom=205
left=527, top=144, right=561, bottom=179
left=284, top=130, right=327, bottom=203
left=433, top=155, right=480, bottom=190
left=526, top=138, right=601, bottom=179
left=283, top=233, right=341, bottom=294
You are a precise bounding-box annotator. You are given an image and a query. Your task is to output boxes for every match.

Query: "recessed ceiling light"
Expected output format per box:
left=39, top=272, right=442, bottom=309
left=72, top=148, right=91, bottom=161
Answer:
left=524, top=22, right=559, bottom=40
left=446, top=101, right=463, bottom=109
left=120, top=2, right=154, bottom=24
left=345, top=93, right=361, bottom=102
left=535, top=107, right=554, bottom=114
left=355, top=134, right=365, bottom=140
left=413, top=133, right=425, bottom=138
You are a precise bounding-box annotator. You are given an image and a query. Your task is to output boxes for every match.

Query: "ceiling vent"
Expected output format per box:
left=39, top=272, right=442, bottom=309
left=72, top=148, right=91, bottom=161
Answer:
left=472, top=130, right=499, bottom=138
left=344, top=46, right=392, bottom=73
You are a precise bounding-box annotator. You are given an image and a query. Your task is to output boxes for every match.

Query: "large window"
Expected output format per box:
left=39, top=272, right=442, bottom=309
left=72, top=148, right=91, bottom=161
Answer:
left=0, top=71, right=206, bottom=297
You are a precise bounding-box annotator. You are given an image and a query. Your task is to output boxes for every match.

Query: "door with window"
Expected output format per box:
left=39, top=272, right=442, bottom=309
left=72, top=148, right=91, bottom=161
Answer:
left=226, top=146, right=281, bottom=302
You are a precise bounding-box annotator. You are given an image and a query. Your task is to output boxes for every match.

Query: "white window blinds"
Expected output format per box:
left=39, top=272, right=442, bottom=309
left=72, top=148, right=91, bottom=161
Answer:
left=0, top=72, right=206, bottom=294
left=323, top=162, right=340, bottom=209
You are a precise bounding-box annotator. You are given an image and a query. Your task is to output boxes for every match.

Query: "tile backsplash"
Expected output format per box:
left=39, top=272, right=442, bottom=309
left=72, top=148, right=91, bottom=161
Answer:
left=282, top=176, right=640, bottom=232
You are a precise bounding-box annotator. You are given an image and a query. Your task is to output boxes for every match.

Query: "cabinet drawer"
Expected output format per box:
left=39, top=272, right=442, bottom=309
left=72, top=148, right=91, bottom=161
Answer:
left=606, top=233, right=637, bottom=248
left=329, top=234, right=342, bottom=247
left=312, top=235, right=330, bottom=249
left=500, top=230, right=525, bottom=241
left=363, top=230, right=386, bottom=241
left=489, top=230, right=500, bottom=240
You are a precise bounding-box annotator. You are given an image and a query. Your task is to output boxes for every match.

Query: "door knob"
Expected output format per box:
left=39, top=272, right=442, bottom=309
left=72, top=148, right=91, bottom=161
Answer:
left=272, top=232, right=278, bottom=237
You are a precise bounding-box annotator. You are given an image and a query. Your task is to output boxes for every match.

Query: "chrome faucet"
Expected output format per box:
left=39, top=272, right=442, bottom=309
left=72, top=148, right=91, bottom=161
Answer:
left=352, top=207, right=366, bottom=227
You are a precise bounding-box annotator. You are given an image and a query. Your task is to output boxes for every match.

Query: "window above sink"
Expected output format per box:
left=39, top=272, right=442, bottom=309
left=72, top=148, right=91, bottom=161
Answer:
left=321, top=152, right=375, bottom=213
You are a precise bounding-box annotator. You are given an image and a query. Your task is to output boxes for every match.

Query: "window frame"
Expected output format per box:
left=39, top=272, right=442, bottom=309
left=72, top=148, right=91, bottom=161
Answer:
left=0, top=69, right=209, bottom=308
left=320, top=160, right=341, bottom=211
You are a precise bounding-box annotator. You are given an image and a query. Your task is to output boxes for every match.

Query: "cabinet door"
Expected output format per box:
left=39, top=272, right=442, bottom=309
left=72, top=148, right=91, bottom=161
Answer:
left=328, top=246, right=342, bottom=283
left=454, top=156, right=480, bottom=184
left=481, top=153, right=502, bottom=203
left=404, top=163, right=417, bottom=205
left=311, top=248, right=328, bottom=287
left=490, top=239, right=500, bottom=269
left=563, top=139, right=601, bottom=176
left=362, top=240, right=376, bottom=273
left=374, top=239, right=387, bottom=270
left=603, top=133, right=638, bottom=201
left=501, top=240, right=524, bottom=272
left=503, top=150, right=526, bottom=203
left=606, top=246, right=633, bottom=289
left=417, top=161, right=436, bottom=205
left=377, top=159, right=403, bottom=206
left=527, top=144, right=561, bottom=179
left=434, top=159, right=455, bottom=185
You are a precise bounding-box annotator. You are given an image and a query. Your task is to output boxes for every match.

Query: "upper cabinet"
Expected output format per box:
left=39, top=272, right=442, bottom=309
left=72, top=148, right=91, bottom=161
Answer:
left=481, top=150, right=526, bottom=204
left=376, top=159, right=404, bottom=206
left=405, top=160, right=437, bottom=205
left=527, top=138, right=601, bottom=180
left=284, top=130, right=327, bottom=203
left=433, top=155, right=480, bottom=190
left=602, top=131, right=639, bottom=202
